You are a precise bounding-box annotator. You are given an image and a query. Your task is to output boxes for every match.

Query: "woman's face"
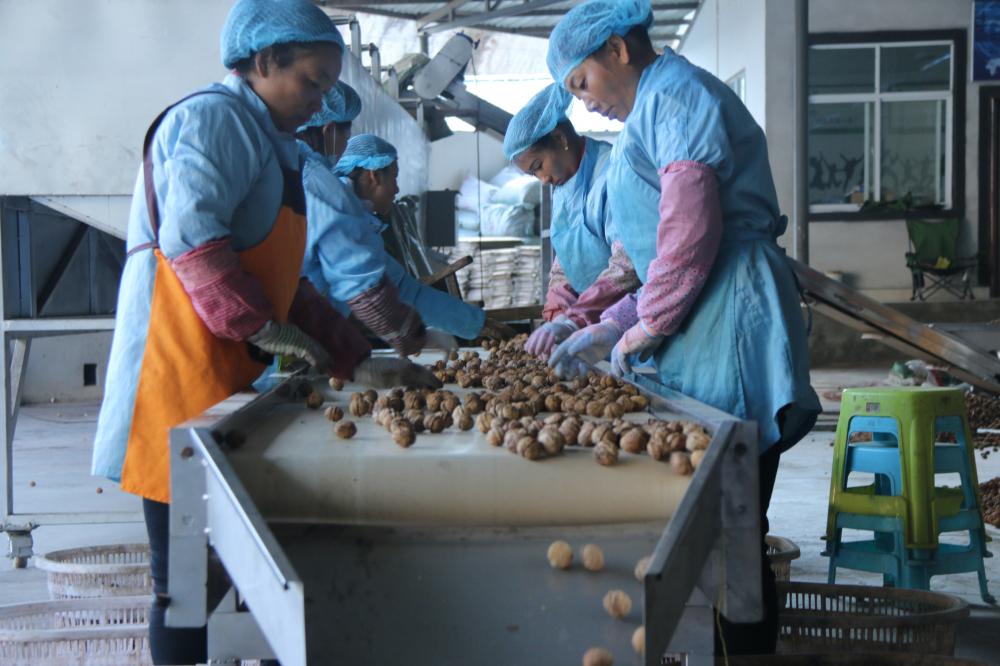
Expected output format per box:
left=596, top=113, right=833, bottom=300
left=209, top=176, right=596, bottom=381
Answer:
left=252, top=44, right=343, bottom=133
left=513, top=130, right=581, bottom=187
left=366, top=162, right=400, bottom=216
left=564, top=36, right=639, bottom=122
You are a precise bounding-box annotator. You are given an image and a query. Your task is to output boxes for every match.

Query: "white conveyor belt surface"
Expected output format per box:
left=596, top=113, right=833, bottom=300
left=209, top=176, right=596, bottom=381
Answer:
left=228, top=378, right=693, bottom=527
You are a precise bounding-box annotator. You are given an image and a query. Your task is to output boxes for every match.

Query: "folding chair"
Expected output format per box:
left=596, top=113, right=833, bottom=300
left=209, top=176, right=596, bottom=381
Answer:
left=905, top=218, right=976, bottom=301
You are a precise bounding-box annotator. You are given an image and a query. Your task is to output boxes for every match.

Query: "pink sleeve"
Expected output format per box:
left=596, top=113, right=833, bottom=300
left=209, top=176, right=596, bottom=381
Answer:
left=168, top=237, right=273, bottom=341
left=636, top=160, right=723, bottom=336
left=347, top=278, right=427, bottom=356
left=542, top=255, right=579, bottom=322
left=600, top=293, right=639, bottom=332
left=563, top=241, right=642, bottom=327
left=287, top=279, right=372, bottom=380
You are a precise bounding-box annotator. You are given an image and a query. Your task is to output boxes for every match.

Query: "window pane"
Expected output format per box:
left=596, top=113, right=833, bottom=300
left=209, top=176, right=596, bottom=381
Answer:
left=880, top=44, right=951, bottom=92
left=809, top=47, right=875, bottom=94
left=808, top=103, right=873, bottom=205
left=881, top=100, right=946, bottom=205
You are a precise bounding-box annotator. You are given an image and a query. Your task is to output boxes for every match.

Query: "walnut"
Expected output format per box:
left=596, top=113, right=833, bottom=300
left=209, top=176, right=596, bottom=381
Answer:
left=581, top=543, right=604, bottom=571
left=685, top=429, right=711, bottom=451
left=559, top=418, right=581, bottom=445
left=503, top=430, right=523, bottom=452
left=619, top=428, right=649, bottom=454
left=586, top=400, right=606, bottom=418
left=690, top=449, right=705, bottom=468
left=464, top=394, right=485, bottom=414
left=590, top=424, right=617, bottom=448
left=516, top=435, right=544, bottom=460
left=603, top=589, right=632, bottom=619
left=328, top=377, right=344, bottom=391
left=448, top=349, right=459, bottom=361
left=634, top=554, right=652, bottom=581
left=632, top=626, right=645, bottom=655
left=602, top=401, right=625, bottom=419
left=544, top=393, right=562, bottom=412
left=403, top=393, right=425, bottom=411
left=476, top=412, right=494, bottom=433
left=426, top=392, right=444, bottom=412
left=582, top=647, right=613, bottom=666
left=667, top=432, right=686, bottom=452
left=335, top=421, right=357, bottom=439
left=363, top=389, right=378, bottom=403
left=374, top=395, right=392, bottom=411
left=547, top=540, right=573, bottom=569
left=647, top=437, right=668, bottom=461
left=324, top=405, right=344, bottom=422
left=670, top=451, right=694, bottom=476
left=630, top=394, right=649, bottom=411
left=442, top=394, right=461, bottom=413
left=305, top=391, right=323, bottom=409
left=456, top=411, right=474, bottom=431
left=349, top=393, right=372, bottom=417
left=392, top=423, right=416, bottom=448
left=577, top=421, right=596, bottom=447
left=594, top=442, right=618, bottom=466
left=424, top=413, right=447, bottom=434
left=543, top=413, right=563, bottom=426
left=537, top=426, right=566, bottom=456
left=486, top=427, right=504, bottom=447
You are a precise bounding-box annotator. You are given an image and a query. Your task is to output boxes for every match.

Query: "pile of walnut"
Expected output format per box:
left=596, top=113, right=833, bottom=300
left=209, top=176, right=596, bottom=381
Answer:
left=316, top=335, right=710, bottom=474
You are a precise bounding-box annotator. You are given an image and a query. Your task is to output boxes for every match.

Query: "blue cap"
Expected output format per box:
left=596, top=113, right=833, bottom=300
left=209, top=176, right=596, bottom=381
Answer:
left=546, top=0, right=653, bottom=85
left=503, top=83, right=573, bottom=161
left=298, top=82, right=363, bottom=132
left=221, top=0, right=346, bottom=69
left=333, top=134, right=398, bottom=176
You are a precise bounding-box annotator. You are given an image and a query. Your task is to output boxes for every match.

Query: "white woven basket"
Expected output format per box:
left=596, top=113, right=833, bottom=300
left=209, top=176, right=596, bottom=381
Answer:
left=766, top=534, right=801, bottom=582
left=34, top=544, right=151, bottom=599
left=0, top=595, right=150, bottom=665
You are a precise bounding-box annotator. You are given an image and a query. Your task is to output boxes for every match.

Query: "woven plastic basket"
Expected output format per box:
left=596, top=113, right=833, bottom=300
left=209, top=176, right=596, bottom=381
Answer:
left=765, top=535, right=800, bottom=582
left=0, top=595, right=150, bottom=665
left=34, top=544, right=151, bottom=599
left=777, top=582, right=969, bottom=656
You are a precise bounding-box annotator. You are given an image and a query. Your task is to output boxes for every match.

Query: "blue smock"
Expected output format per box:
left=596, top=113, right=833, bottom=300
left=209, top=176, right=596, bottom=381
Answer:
left=93, top=74, right=301, bottom=481
left=299, top=145, right=485, bottom=339
left=550, top=136, right=615, bottom=293
left=608, top=51, right=821, bottom=452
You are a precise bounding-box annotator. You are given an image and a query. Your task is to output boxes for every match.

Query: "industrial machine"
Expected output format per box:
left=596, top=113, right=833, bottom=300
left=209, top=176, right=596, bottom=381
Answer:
left=166, top=353, right=762, bottom=666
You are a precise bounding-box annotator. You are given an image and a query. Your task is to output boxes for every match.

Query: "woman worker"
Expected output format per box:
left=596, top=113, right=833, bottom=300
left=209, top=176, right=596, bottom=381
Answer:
left=300, top=132, right=512, bottom=356
left=296, top=79, right=361, bottom=162
left=545, top=0, right=821, bottom=654
left=92, top=2, right=436, bottom=662
left=504, top=83, right=639, bottom=358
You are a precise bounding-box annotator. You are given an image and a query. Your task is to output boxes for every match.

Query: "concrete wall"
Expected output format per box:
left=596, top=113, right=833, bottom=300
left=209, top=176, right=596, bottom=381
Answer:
left=21, top=334, right=113, bottom=404
left=763, top=0, right=981, bottom=292
left=679, top=0, right=767, bottom=129
left=428, top=133, right=507, bottom=191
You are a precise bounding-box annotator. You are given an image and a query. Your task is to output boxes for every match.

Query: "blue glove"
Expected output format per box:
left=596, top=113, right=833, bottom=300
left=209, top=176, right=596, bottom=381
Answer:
left=547, top=321, right=623, bottom=379
left=525, top=316, right=577, bottom=358
left=610, top=321, right=664, bottom=377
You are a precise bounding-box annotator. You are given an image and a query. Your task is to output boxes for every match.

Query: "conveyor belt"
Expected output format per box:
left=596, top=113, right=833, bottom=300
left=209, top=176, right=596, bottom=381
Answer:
left=228, top=376, right=693, bottom=527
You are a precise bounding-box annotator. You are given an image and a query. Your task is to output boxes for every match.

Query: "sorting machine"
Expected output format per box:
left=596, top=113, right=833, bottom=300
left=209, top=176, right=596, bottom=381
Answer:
left=166, top=352, right=762, bottom=666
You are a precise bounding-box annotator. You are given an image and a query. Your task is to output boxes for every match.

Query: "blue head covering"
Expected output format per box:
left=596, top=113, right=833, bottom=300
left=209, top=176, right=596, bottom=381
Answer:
left=546, top=0, right=653, bottom=85
left=297, top=82, right=363, bottom=132
left=333, top=134, right=398, bottom=176
left=503, top=83, right=574, bottom=161
left=221, top=0, right=346, bottom=69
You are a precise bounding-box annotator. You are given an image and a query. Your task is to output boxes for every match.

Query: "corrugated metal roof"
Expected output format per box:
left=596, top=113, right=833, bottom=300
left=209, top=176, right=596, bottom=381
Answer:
left=319, top=1, right=700, bottom=50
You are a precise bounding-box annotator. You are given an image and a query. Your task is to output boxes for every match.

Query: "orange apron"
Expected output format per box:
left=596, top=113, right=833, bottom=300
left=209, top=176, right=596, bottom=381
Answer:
left=120, top=93, right=307, bottom=503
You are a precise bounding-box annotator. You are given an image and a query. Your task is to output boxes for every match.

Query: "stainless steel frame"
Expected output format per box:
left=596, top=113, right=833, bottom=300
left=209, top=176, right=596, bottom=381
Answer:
left=168, top=373, right=760, bottom=666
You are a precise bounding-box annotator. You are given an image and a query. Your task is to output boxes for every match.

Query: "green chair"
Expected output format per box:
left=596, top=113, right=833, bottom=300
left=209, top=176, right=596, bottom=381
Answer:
left=905, top=218, right=976, bottom=301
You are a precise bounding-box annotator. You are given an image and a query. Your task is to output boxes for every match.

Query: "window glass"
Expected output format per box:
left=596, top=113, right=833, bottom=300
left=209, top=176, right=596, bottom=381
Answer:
left=881, top=100, right=947, bottom=205
left=809, top=47, right=876, bottom=94
left=880, top=44, right=951, bottom=92
left=808, top=103, right=873, bottom=205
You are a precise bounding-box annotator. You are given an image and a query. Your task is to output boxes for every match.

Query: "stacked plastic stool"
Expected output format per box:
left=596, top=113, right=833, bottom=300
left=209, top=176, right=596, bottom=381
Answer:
left=823, top=387, right=994, bottom=603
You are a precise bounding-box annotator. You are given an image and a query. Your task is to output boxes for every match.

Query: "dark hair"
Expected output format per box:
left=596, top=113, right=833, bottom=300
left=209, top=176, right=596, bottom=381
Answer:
left=530, top=120, right=579, bottom=154
left=232, top=41, right=323, bottom=76
left=296, top=125, right=325, bottom=153
left=624, top=24, right=654, bottom=54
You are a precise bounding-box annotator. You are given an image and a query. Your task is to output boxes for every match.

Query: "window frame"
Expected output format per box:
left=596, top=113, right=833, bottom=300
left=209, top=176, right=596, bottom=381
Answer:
left=808, top=30, right=966, bottom=222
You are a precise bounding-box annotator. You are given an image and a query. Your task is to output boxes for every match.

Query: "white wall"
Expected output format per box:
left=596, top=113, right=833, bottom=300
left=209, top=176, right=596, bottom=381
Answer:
left=764, top=0, right=980, bottom=290
left=428, top=133, right=508, bottom=191
left=20, top=333, right=112, bottom=404
left=679, top=0, right=767, bottom=129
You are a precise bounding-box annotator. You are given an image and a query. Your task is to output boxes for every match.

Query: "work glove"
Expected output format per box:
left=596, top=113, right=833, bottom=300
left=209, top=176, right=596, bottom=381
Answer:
left=610, top=321, right=665, bottom=377
left=547, top=320, right=623, bottom=380
left=423, top=328, right=459, bottom=359
left=248, top=321, right=331, bottom=374
left=354, top=357, right=443, bottom=389
left=479, top=317, right=517, bottom=341
left=525, top=315, right=577, bottom=358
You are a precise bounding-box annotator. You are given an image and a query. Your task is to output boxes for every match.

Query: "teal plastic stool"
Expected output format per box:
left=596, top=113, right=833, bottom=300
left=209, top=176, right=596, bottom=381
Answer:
left=823, top=388, right=994, bottom=603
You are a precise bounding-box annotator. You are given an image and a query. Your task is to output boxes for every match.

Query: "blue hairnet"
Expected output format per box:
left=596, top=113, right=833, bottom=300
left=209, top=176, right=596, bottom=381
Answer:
left=503, top=83, right=573, bottom=161
left=298, top=82, right=362, bottom=131
left=546, top=0, right=653, bottom=85
left=333, top=134, right=398, bottom=176
left=221, top=0, right=345, bottom=69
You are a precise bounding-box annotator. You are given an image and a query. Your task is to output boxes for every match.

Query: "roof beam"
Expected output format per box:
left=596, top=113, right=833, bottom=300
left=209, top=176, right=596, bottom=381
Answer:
left=417, top=0, right=472, bottom=29
left=422, top=0, right=567, bottom=34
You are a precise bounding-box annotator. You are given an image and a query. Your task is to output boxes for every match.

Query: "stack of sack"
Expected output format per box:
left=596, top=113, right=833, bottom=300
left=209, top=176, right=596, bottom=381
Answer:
left=455, top=165, right=540, bottom=237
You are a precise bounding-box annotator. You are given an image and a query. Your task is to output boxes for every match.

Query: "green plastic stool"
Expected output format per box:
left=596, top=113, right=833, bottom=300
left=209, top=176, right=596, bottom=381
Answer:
left=826, top=387, right=985, bottom=550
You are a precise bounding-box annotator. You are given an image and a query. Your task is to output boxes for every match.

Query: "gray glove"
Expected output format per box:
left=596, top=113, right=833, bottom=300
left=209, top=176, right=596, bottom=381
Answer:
left=423, top=328, right=458, bottom=360
left=248, top=321, right=331, bottom=373
left=353, top=357, right=443, bottom=389
left=480, top=317, right=517, bottom=341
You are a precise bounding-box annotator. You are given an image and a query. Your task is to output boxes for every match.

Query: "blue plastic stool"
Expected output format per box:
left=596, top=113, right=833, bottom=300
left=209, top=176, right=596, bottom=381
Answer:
left=824, top=412, right=994, bottom=603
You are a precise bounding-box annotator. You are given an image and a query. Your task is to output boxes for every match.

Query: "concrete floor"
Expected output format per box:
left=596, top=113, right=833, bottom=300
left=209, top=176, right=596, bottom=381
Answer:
left=1, top=368, right=998, bottom=663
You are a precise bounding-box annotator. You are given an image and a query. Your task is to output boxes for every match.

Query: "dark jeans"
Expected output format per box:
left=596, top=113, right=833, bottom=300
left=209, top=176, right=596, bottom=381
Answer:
left=714, top=444, right=783, bottom=655
left=143, top=498, right=207, bottom=665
